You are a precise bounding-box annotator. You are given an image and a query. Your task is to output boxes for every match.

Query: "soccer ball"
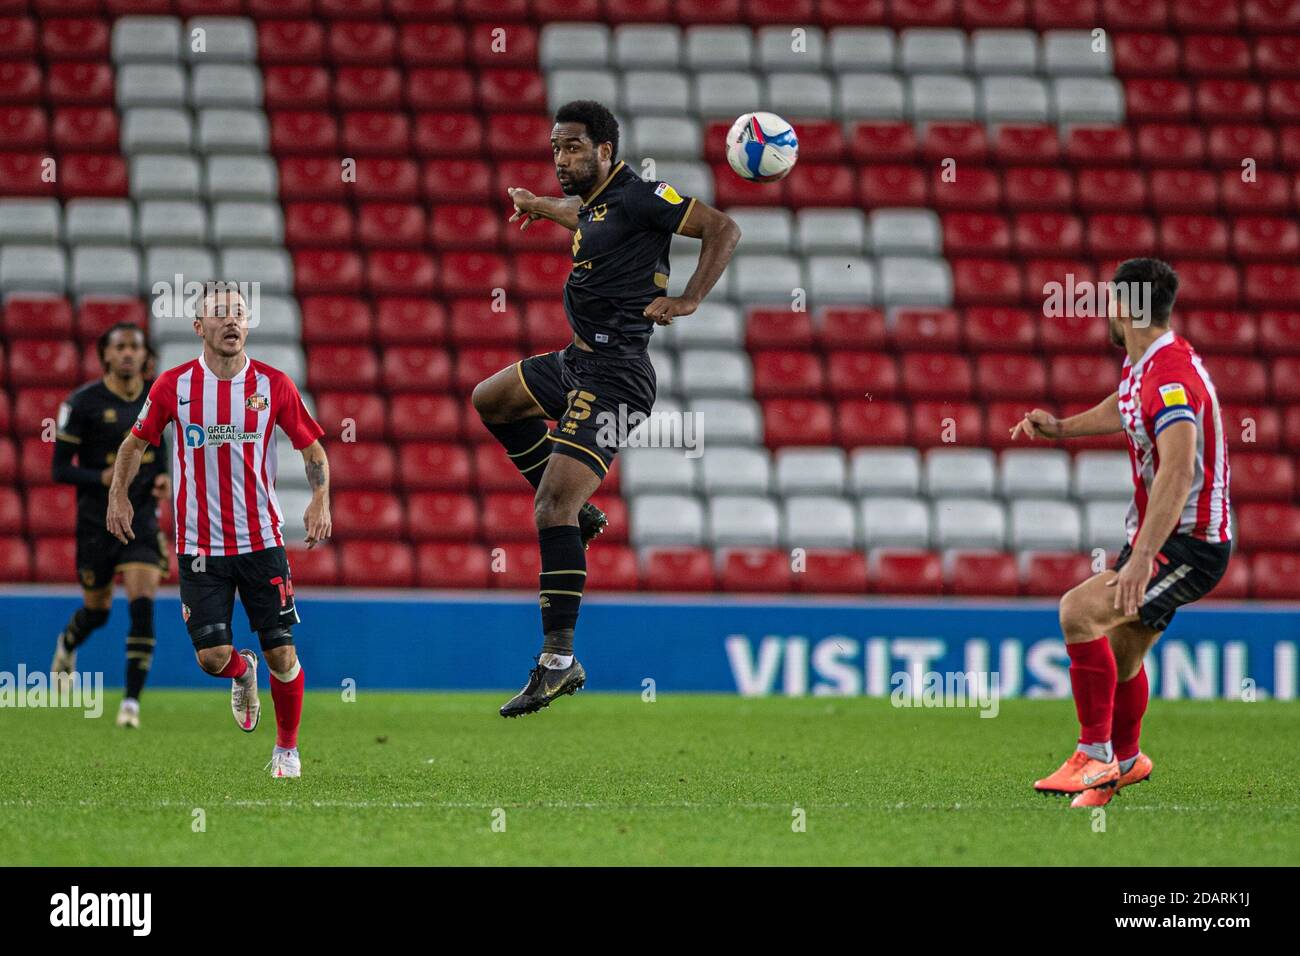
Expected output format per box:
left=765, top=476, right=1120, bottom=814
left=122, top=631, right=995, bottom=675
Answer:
left=725, top=111, right=799, bottom=182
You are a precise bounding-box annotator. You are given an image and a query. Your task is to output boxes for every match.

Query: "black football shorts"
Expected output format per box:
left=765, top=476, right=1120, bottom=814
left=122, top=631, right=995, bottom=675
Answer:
left=76, top=520, right=168, bottom=590
left=517, top=344, right=657, bottom=479
left=1114, top=532, right=1232, bottom=631
left=178, top=546, right=299, bottom=648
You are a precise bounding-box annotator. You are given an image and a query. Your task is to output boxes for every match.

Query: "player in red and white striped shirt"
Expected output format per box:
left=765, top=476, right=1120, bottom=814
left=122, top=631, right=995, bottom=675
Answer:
left=108, top=285, right=331, bottom=778
left=1011, top=258, right=1232, bottom=807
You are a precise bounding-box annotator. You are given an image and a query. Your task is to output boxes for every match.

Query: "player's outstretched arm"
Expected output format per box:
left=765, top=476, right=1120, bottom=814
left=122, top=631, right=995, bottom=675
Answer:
left=301, top=440, right=332, bottom=550
left=1108, top=420, right=1197, bottom=615
left=507, top=187, right=581, bottom=232
left=106, top=433, right=147, bottom=543
left=644, top=201, right=741, bottom=325
left=1010, top=393, right=1123, bottom=441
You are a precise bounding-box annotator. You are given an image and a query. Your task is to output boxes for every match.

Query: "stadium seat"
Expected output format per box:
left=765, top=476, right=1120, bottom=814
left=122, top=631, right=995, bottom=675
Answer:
left=871, top=549, right=943, bottom=595
left=947, top=550, right=1019, bottom=596
left=718, top=547, right=791, bottom=592
left=1236, top=503, right=1300, bottom=551
left=1249, top=552, right=1300, bottom=600
left=1021, top=551, right=1094, bottom=596
left=641, top=547, right=715, bottom=592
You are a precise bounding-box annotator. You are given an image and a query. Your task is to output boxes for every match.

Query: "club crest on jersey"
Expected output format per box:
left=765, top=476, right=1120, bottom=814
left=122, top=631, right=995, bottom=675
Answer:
left=1159, top=383, right=1188, bottom=407
left=246, top=392, right=268, bottom=411
left=654, top=182, right=683, bottom=205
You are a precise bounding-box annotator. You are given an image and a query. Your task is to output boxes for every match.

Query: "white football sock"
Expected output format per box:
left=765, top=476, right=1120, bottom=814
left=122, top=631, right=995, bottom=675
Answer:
left=1118, top=754, right=1139, bottom=774
left=539, top=653, right=573, bottom=670
left=1077, top=741, right=1114, bottom=762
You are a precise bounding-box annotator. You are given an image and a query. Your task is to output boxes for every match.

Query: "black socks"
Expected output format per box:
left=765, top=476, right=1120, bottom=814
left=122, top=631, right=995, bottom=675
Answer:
left=538, top=525, right=585, bottom=653
left=486, top=419, right=551, bottom=490
left=125, top=597, right=155, bottom=700
left=61, top=606, right=109, bottom=651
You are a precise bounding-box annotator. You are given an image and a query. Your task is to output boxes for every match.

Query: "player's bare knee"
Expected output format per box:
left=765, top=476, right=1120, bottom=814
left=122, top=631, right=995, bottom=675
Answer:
left=264, top=644, right=297, bottom=674
left=1058, top=588, right=1101, bottom=642
left=196, top=646, right=231, bottom=675
left=534, top=488, right=577, bottom=529
left=471, top=378, right=499, bottom=421
left=83, top=588, right=113, bottom=612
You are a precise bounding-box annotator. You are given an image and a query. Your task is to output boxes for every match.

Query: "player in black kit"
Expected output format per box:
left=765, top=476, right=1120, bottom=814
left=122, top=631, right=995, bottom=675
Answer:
left=51, top=322, right=170, bottom=728
left=473, top=100, right=740, bottom=717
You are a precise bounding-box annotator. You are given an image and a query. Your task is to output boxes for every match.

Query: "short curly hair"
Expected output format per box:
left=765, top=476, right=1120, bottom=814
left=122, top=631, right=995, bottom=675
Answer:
left=554, top=99, right=619, bottom=160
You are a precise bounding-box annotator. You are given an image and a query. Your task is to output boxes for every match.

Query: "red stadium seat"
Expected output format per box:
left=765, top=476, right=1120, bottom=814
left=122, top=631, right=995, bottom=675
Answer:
left=389, top=393, right=460, bottom=441
left=294, top=250, right=364, bottom=294
left=718, top=548, right=791, bottom=593
left=1196, top=80, right=1264, bottom=123
left=279, top=157, right=347, bottom=201
left=762, top=398, right=834, bottom=447
left=513, top=252, right=570, bottom=298
left=416, top=542, right=490, bottom=589
left=381, top=346, right=451, bottom=393
left=335, top=67, right=402, bottom=110
left=1232, top=216, right=1300, bottom=262
left=1231, top=452, right=1295, bottom=501
left=398, top=443, right=472, bottom=492
left=439, top=252, right=508, bottom=296
left=1086, top=214, right=1157, bottom=259
left=406, top=67, right=476, bottom=111
left=1221, top=170, right=1291, bottom=215
left=3, top=296, right=73, bottom=339
left=331, top=491, right=404, bottom=540
left=910, top=400, right=985, bottom=448
left=340, top=540, right=414, bottom=587
left=76, top=297, right=143, bottom=342
left=794, top=549, right=868, bottom=594
left=472, top=442, right=526, bottom=492
left=1245, top=264, right=1300, bottom=308
left=1207, top=124, right=1276, bottom=168
left=975, top=353, right=1048, bottom=400
left=943, top=212, right=1012, bottom=256
left=413, top=113, right=483, bottom=158
left=478, top=69, right=545, bottom=112
left=397, top=22, right=466, bottom=66
left=482, top=491, right=537, bottom=541
left=373, top=297, right=446, bottom=346
left=1022, top=552, right=1093, bottom=596
left=1112, top=32, right=1179, bottom=77
left=1149, top=169, right=1218, bottom=214
left=523, top=300, right=572, bottom=351
left=1180, top=310, right=1255, bottom=355
left=1038, top=0, right=1100, bottom=27
left=641, top=546, right=715, bottom=592
left=0, top=60, right=40, bottom=105
left=1171, top=0, right=1238, bottom=30
left=424, top=161, right=493, bottom=207
left=951, top=259, right=1023, bottom=306
left=948, top=550, right=1019, bottom=596
left=0, top=16, right=37, bottom=57
left=784, top=162, right=855, bottom=208
left=26, top=486, right=76, bottom=535
left=1236, top=503, right=1300, bottom=551
left=32, top=536, right=76, bottom=583
left=1224, top=403, right=1280, bottom=450
left=892, top=307, right=961, bottom=351
left=825, top=351, right=899, bottom=399
left=1076, top=168, right=1147, bottom=212
left=890, top=0, right=957, bottom=27
left=1174, top=260, right=1240, bottom=307
left=900, top=353, right=973, bottom=400
left=584, top=543, right=638, bottom=591
left=1049, top=354, right=1118, bottom=402
left=792, top=120, right=845, bottom=162
left=1066, top=127, right=1134, bottom=166
left=993, top=124, right=1059, bottom=164
left=929, top=166, right=1002, bottom=211
left=406, top=492, right=479, bottom=541
left=1201, top=556, right=1247, bottom=599
left=963, top=306, right=1036, bottom=351
left=0, top=150, right=56, bottom=196
left=283, top=546, right=338, bottom=587
left=0, top=487, right=19, bottom=533
left=0, top=436, right=14, bottom=484
left=922, top=122, right=988, bottom=164
left=328, top=22, right=397, bottom=65
left=455, top=347, right=521, bottom=393
left=1159, top=214, right=1229, bottom=259
left=13, top=388, right=64, bottom=437
left=1259, top=311, right=1300, bottom=354
left=816, top=307, right=888, bottom=349
left=272, top=110, right=339, bottom=154
left=835, top=399, right=910, bottom=447
left=468, top=21, right=538, bottom=66
left=1135, top=124, right=1205, bottom=167
left=257, top=19, right=324, bottom=64
left=313, top=391, right=385, bottom=441
left=1249, top=553, right=1300, bottom=599
left=0, top=534, right=30, bottom=581
left=307, top=344, right=379, bottom=393
left=1124, top=79, right=1192, bottom=123
left=872, top=549, right=942, bottom=595
left=848, top=122, right=917, bottom=163
left=328, top=443, right=396, bottom=490
left=263, top=66, right=330, bottom=110
left=1199, top=356, right=1268, bottom=403
left=300, top=296, right=372, bottom=345
left=429, top=204, right=499, bottom=250
left=40, top=17, right=110, bottom=61
left=751, top=350, right=824, bottom=399
left=1184, top=34, right=1251, bottom=77
left=448, top=299, right=523, bottom=347
left=1003, top=166, right=1072, bottom=210
left=0, top=105, right=45, bottom=148
left=284, top=202, right=353, bottom=247
left=858, top=164, right=928, bottom=208
left=366, top=250, right=436, bottom=295
left=486, top=113, right=555, bottom=159
left=315, top=0, right=384, bottom=17
left=488, top=541, right=540, bottom=589
left=8, top=340, right=77, bottom=387
left=341, top=112, right=410, bottom=156
left=746, top=308, right=814, bottom=350
left=351, top=158, right=419, bottom=202
left=1013, top=212, right=1082, bottom=256
left=985, top=400, right=1041, bottom=449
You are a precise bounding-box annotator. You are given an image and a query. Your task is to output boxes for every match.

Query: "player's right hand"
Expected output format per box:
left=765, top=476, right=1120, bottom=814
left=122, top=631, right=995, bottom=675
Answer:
left=507, top=187, right=541, bottom=230
left=1009, top=409, right=1062, bottom=441
left=106, top=496, right=135, bottom=544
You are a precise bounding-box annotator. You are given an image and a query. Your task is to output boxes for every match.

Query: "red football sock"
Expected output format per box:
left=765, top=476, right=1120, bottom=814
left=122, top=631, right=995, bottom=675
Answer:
left=1067, top=636, right=1117, bottom=746
left=1112, top=664, right=1149, bottom=762
left=270, top=662, right=305, bottom=749
left=216, top=649, right=247, bottom=679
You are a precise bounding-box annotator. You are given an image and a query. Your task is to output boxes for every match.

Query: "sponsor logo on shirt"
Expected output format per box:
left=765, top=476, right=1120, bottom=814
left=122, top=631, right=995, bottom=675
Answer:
left=1158, top=383, right=1188, bottom=407
left=654, top=182, right=683, bottom=205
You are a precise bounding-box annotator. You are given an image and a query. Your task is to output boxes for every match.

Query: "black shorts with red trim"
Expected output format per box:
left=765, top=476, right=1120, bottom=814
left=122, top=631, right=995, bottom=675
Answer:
left=517, top=344, right=657, bottom=479
left=177, top=546, right=299, bottom=647
left=1114, top=533, right=1232, bottom=631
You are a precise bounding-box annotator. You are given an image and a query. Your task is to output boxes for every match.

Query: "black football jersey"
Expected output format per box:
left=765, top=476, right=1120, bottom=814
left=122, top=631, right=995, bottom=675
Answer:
left=563, top=161, right=696, bottom=358
left=54, top=378, right=167, bottom=528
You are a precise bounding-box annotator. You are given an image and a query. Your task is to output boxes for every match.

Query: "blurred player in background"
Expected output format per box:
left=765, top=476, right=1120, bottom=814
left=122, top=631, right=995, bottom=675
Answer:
left=474, top=100, right=741, bottom=717
left=108, top=285, right=331, bottom=777
left=52, top=322, right=170, bottom=729
left=1012, top=258, right=1232, bottom=807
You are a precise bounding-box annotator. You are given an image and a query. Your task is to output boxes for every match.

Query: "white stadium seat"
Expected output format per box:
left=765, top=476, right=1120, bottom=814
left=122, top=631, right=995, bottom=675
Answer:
left=836, top=74, right=906, bottom=120
left=925, top=447, right=997, bottom=497
left=869, top=208, right=942, bottom=256
left=729, top=208, right=794, bottom=253
left=860, top=496, right=931, bottom=549
left=1053, top=77, right=1125, bottom=124
left=1000, top=448, right=1071, bottom=498
left=970, top=30, right=1039, bottom=74
left=684, top=27, right=754, bottom=71
left=539, top=24, right=611, bottom=69
left=191, top=64, right=263, bottom=109
left=621, top=446, right=699, bottom=495
left=850, top=447, right=922, bottom=496
left=687, top=397, right=763, bottom=445
left=71, top=245, right=141, bottom=296
left=1041, top=30, right=1113, bottom=75
left=65, top=200, right=134, bottom=245
left=775, top=446, right=846, bottom=495
left=1010, top=500, right=1083, bottom=551
left=678, top=348, right=752, bottom=397
left=932, top=497, right=1006, bottom=549
left=1083, top=500, right=1130, bottom=553
left=827, top=28, right=895, bottom=72
left=631, top=494, right=706, bottom=546
left=1073, top=451, right=1133, bottom=500
left=130, top=155, right=202, bottom=200
left=138, top=200, right=207, bottom=245
left=613, top=25, right=683, bottom=70
left=117, top=64, right=186, bottom=108
left=184, top=17, right=258, bottom=62
left=111, top=17, right=182, bottom=63
left=701, top=446, right=771, bottom=495
left=782, top=495, right=858, bottom=549
left=0, top=200, right=60, bottom=243
left=0, top=245, right=66, bottom=294
left=796, top=208, right=866, bottom=255
left=709, top=495, right=781, bottom=547
left=898, top=28, right=967, bottom=73
left=757, top=25, right=826, bottom=72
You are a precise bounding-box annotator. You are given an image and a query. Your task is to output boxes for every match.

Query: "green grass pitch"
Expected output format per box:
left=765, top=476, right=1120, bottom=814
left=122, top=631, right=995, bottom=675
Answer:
left=3, top=690, right=1298, bottom=866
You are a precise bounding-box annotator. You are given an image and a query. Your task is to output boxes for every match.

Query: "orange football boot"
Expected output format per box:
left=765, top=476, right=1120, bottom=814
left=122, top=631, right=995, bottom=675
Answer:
left=1069, top=755, right=1153, bottom=807
left=1034, top=750, right=1120, bottom=795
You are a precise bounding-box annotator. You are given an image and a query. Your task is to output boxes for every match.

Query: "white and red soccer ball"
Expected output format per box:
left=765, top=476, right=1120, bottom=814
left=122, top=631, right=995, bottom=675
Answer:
left=725, top=111, right=799, bottom=182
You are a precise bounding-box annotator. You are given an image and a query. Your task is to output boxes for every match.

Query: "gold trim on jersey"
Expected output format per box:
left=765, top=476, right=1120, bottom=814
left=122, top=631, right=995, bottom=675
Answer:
left=674, top=196, right=698, bottom=234
left=583, top=161, right=625, bottom=206
left=546, top=434, right=609, bottom=473
left=653, top=272, right=668, bottom=289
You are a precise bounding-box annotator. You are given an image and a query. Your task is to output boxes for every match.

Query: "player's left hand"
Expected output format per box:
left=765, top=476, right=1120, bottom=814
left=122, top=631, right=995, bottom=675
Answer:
left=304, top=497, right=332, bottom=550
left=1107, top=555, right=1154, bottom=617
left=152, top=474, right=170, bottom=501
left=643, top=296, right=698, bottom=326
